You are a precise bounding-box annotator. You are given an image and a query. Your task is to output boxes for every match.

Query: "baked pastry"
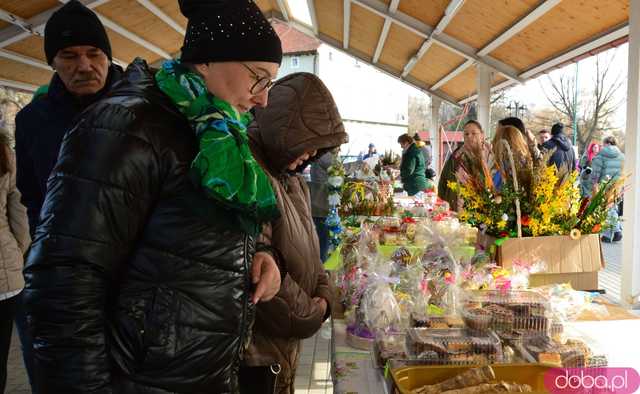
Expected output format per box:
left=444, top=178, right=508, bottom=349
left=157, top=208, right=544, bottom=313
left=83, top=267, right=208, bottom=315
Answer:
left=538, top=352, right=562, bottom=366
left=484, top=304, right=515, bottom=332
left=462, top=308, right=492, bottom=332
left=447, top=341, right=472, bottom=353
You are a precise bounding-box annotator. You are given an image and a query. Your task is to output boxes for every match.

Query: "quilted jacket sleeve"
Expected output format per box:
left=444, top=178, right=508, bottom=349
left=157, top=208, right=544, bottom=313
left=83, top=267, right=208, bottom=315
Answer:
left=23, top=104, right=164, bottom=394
left=255, top=275, right=328, bottom=340
left=6, top=148, right=31, bottom=254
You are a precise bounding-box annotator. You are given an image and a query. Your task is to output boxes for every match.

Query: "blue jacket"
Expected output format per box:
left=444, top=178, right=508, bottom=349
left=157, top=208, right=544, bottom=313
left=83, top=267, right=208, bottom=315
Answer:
left=541, top=133, right=576, bottom=174
left=591, top=145, right=625, bottom=184
left=15, top=65, right=122, bottom=235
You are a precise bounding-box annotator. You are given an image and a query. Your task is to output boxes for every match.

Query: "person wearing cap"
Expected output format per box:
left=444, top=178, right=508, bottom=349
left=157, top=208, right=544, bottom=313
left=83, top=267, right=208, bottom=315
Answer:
left=13, top=1, right=122, bottom=389
left=541, top=122, right=577, bottom=178
left=23, top=0, right=284, bottom=392
left=362, top=143, right=378, bottom=160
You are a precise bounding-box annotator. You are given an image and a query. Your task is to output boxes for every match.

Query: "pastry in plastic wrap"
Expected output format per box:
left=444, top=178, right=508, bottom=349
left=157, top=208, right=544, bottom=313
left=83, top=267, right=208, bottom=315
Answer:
left=407, top=328, right=503, bottom=365
left=462, top=308, right=492, bottom=332
left=410, top=314, right=464, bottom=329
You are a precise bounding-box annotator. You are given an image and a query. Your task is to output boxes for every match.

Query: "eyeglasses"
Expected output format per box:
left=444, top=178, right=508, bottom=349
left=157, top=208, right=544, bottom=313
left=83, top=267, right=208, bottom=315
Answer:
left=241, top=63, right=274, bottom=95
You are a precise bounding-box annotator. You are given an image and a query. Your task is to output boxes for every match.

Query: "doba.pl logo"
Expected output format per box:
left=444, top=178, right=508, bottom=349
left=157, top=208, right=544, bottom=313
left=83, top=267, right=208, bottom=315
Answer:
left=545, top=368, right=640, bottom=393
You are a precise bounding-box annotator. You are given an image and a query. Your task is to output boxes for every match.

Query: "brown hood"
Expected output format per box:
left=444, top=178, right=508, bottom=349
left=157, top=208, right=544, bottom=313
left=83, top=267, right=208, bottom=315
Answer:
left=248, top=72, right=348, bottom=175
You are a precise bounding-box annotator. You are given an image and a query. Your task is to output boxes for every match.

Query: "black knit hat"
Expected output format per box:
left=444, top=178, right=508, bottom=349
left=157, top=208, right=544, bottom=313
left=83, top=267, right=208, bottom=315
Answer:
left=44, top=0, right=112, bottom=64
left=551, top=123, right=564, bottom=135
left=179, top=0, right=282, bottom=65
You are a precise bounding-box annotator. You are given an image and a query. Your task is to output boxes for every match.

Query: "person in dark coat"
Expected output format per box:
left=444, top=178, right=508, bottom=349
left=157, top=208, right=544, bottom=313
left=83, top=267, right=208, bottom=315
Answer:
left=22, top=1, right=284, bottom=393
left=398, top=134, right=427, bottom=196
left=541, top=123, right=576, bottom=176
left=13, top=2, right=122, bottom=389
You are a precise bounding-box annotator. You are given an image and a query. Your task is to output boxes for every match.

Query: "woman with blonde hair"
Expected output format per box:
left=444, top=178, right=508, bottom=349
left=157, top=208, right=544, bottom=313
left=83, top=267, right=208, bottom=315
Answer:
left=492, top=125, right=534, bottom=192
left=0, top=128, right=30, bottom=393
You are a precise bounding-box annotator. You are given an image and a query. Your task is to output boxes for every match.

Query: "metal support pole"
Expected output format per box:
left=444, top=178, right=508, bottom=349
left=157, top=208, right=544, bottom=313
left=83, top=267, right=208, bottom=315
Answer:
left=430, top=97, right=442, bottom=174
left=621, top=0, right=640, bottom=307
left=476, top=63, right=492, bottom=134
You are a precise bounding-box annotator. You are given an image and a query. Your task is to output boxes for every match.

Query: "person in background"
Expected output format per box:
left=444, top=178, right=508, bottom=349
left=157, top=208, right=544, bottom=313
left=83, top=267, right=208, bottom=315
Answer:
left=591, top=136, right=625, bottom=242
left=0, top=128, right=30, bottom=394
left=398, top=133, right=427, bottom=196
left=541, top=123, right=576, bottom=179
left=23, top=0, right=283, bottom=392
left=362, top=143, right=378, bottom=160
left=438, top=120, right=491, bottom=211
left=309, top=149, right=336, bottom=262
left=537, top=129, right=551, bottom=147
left=246, top=72, right=347, bottom=394
left=492, top=125, right=534, bottom=193
left=13, top=1, right=123, bottom=389
left=498, top=117, right=541, bottom=163
left=579, top=142, right=601, bottom=198
left=413, top=133, right=434, bottom=179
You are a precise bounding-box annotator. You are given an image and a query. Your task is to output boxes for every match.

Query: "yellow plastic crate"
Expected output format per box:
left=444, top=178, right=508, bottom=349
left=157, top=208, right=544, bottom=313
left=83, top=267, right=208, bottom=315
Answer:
left=392, top=364, right=551, bottom=393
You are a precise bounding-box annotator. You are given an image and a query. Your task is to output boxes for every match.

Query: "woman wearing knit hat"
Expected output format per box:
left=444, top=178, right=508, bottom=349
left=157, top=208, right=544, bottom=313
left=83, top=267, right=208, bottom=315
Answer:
left=23, top=1, right=284, bottom=393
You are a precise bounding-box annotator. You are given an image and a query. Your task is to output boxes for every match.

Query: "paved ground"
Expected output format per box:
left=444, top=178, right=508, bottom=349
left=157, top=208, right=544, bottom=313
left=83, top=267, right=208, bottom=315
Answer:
left=599, top=239, right=623, bottom=303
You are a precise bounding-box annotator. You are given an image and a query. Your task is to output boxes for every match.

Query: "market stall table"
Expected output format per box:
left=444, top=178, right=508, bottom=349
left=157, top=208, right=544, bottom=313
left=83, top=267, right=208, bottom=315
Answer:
left=330, top=310, right=640, bottom=393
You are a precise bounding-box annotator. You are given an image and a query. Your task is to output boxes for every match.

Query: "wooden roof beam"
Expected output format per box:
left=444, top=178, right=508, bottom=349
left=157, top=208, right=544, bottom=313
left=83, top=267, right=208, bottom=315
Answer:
left=442, top=0, right=560, bottom=95
left=431, top=58, right=473, bottom=90
left=401, top=0, right=465, bottom=77
left=275, top=0, right=290, bottom=21
left=271, top=14, right=461, bottom=107
left=306, top=0, right=319, bottom=35
left=459, top=22, right=631, bottom=104
left=353, top=0, right=524, bottom=84
left=372, top=0, right=400, bottom=64
left=57, top=0, right=171, bottom=60
left=0, top=78, right=37, bottom=92
left=478, top=0, right=562, bottom=56
left=343, top=0, right=350, bottom=49
left=0, top=49, right=50, bottom=70
left=0, top=1, right=110, bottom=48
left=135, top=0, right=186, bottom=36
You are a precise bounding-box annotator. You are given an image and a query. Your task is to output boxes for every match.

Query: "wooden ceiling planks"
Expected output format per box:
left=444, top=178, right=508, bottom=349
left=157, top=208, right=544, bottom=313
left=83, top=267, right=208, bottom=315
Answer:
left=490, top=0, right=629, bottom=71
left=5, top=36, right=47, bottom=62
left=96, top=0, right=183, bottom=57
left=408, top=43, right=466, bottom=86
left=440, top=65, right=478, bottom=101
left=444, top=0, right=540, bottom=50
left=150, top=0, right=187, bottom=30
left=398, top=0, right=449, bottom=28
left=378, top=23, right=423, bottom=73
left=316, top=0, right=343, bottom=43
left=348, top=2, right=384, bottom=60
left=0, top=0, right=58, bottom=18
left=0, top=57, right=52, bottom=86
left=104, top=27, right=159, bottom=64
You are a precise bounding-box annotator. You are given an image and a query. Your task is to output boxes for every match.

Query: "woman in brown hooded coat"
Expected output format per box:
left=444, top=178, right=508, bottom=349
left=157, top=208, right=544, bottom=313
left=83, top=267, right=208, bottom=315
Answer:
left=242, top=72, right=348, bottom=394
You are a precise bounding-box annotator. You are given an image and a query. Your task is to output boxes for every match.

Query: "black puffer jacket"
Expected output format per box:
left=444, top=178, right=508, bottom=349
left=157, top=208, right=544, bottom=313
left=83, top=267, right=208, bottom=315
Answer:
left=23, top=59, right=255, bottom=394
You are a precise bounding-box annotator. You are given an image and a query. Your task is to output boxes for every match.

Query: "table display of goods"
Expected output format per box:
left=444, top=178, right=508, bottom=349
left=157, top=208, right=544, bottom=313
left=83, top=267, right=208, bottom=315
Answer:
left=393, top=365, right=549, bottom=394
left=340, top=181, right=394, bottom=217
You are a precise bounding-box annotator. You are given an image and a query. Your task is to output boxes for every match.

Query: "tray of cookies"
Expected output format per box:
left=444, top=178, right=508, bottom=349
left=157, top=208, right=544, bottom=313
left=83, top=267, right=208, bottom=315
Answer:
left=516, top=336, right=597, bottom=368
left=410, top=313, right=465, bottom=329
left=461, top=290, right=550, bottom=336
left=406, top=328, right=504, bottom=365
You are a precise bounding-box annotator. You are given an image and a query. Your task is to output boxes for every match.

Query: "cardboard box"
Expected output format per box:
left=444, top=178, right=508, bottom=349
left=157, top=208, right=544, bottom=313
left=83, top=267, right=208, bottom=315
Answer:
left=477, top=233, right=604, bottom=291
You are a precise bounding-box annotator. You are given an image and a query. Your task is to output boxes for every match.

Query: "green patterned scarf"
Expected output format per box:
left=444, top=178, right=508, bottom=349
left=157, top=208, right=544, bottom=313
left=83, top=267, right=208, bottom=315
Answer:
left=155, top=60, right=278, bottom=230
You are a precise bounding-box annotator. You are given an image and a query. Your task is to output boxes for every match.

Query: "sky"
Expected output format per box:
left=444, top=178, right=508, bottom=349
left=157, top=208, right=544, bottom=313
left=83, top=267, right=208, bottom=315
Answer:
left=502, top=43, right=629, bottom=132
